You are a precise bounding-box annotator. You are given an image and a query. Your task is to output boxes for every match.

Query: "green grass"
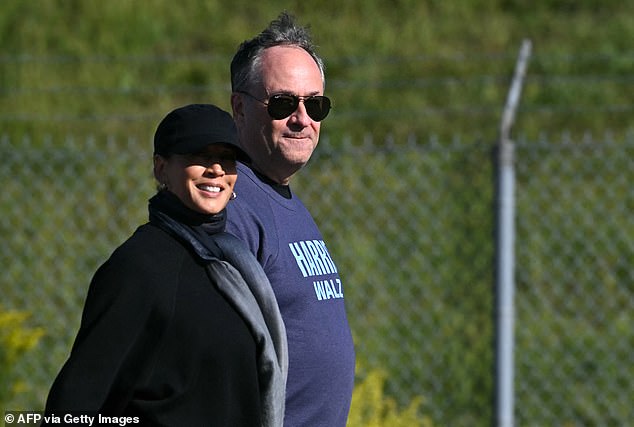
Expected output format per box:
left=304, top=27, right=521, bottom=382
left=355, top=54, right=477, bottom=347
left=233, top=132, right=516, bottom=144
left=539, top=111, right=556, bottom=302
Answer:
left=1, top=0, right=632, bottom=140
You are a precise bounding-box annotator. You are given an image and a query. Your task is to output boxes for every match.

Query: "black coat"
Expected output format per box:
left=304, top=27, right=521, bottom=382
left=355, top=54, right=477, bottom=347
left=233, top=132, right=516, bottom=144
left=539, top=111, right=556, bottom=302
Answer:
left=44, top=223, right=262, bottom=426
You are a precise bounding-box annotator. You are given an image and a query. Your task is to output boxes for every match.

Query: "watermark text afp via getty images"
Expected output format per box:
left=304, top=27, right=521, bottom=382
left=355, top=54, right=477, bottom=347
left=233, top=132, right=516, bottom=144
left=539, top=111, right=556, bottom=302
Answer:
left=4, top=412, right=139, bottom=426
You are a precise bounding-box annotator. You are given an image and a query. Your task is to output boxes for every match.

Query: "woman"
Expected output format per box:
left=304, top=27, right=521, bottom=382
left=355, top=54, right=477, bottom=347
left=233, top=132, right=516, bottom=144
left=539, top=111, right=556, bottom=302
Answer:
left=43, top=104, right=287, bottom=427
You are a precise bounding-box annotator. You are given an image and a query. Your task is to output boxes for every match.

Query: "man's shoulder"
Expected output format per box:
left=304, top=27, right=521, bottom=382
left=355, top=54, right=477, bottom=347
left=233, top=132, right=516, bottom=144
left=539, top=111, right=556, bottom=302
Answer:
left=234, top=163, right=274, bottom=199
left=229, top=164, right=278, bottom=218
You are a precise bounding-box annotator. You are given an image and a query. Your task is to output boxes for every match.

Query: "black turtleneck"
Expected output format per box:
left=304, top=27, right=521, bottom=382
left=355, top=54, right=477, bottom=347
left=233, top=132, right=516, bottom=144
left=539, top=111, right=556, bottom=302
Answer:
left=252, top=169, right=292, bottom=199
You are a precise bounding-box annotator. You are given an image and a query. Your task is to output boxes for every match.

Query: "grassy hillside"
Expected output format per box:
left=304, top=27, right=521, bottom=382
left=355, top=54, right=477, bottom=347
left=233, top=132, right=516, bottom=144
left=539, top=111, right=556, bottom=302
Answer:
left=1, top=0, right=632, bottom=140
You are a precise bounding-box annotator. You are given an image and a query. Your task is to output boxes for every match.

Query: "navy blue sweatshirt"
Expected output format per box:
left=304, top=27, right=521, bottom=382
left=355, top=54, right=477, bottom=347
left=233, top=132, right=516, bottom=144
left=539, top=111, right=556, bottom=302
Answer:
left=226, top=163, right=356, bottom=427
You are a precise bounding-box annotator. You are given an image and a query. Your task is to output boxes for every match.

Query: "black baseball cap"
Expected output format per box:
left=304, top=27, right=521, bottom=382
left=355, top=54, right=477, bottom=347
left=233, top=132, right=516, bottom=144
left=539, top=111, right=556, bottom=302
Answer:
left=153, top=103, right=249, bottom=162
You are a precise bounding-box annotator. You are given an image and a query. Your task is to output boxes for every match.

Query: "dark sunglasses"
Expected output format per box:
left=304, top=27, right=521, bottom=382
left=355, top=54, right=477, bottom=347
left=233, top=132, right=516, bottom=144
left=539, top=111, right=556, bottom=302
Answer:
left=238, top=91, right=331, bottom=122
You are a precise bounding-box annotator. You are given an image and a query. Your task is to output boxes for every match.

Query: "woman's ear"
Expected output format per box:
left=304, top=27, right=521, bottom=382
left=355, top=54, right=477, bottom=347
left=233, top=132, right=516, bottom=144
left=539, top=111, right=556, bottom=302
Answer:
left=153, top=154, right=167, bottom=184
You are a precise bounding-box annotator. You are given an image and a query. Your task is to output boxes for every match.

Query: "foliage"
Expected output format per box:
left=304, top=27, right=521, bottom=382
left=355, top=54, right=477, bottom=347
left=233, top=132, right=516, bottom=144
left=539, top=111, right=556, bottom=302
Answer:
left=0, top=308, right=45, bottom=411
left=347, top=364, right=433, bottom=427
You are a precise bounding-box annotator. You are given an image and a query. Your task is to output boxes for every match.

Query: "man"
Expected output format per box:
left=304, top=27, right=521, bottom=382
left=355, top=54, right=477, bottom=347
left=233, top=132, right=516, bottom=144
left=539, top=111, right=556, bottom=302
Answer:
left=226, top=12, right=355, bottom=427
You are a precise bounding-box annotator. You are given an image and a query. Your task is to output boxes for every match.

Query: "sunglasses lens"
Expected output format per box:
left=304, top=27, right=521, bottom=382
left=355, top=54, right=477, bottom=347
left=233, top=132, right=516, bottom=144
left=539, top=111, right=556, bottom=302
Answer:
left=267, top=95, right=331, bottom=121
left=267, top=95, right=298, bottom=120
left=305, top=96, right=331, bottom=121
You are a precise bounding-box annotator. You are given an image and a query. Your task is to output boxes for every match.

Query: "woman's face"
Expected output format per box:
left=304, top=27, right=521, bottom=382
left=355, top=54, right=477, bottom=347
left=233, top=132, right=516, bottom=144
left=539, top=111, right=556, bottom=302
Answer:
left=154, top=145, right=237, bottom=215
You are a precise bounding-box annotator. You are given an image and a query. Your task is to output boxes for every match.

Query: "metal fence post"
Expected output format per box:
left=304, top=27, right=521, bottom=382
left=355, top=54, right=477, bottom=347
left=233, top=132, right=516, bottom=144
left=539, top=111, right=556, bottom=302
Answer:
left=494, top=39, right=532, bottom=427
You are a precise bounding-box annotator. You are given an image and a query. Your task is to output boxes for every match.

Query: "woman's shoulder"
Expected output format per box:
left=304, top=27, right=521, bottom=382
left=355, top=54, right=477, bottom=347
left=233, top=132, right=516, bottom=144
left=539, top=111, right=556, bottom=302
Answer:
left=119, top=222, right=184, bottom=254
left=98, top=223, right=190, bottom=284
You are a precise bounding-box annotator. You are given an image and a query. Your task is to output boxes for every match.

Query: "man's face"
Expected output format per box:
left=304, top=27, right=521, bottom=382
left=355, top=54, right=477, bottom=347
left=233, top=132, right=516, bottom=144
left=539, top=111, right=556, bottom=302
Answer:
left=233, top=45, right=325, bottom=185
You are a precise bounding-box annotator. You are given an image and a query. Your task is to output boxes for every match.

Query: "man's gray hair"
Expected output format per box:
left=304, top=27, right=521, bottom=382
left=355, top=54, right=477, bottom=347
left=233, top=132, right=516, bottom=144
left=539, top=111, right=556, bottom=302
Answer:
left=230, top=11, right=325, bottom=93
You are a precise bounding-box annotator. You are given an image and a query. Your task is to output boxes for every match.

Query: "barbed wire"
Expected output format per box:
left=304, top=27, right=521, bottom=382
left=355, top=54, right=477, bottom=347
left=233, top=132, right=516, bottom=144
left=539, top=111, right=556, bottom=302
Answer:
left=1, top=105, right=632, bottom=124
left=3, top=74, right=632, bottom=97
left=1, top=51, right=633, bottom=64
left=1, top=51, right=631, bottom=122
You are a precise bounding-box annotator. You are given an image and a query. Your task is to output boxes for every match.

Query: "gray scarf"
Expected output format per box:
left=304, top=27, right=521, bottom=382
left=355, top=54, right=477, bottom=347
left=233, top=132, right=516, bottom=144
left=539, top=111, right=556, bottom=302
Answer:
left=149, top=192, right=287, bottom=427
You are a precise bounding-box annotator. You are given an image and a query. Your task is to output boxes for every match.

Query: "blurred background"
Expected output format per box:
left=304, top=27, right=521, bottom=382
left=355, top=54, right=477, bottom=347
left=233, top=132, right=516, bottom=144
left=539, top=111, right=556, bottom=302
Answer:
left=1, top=1, right=633, bottom=426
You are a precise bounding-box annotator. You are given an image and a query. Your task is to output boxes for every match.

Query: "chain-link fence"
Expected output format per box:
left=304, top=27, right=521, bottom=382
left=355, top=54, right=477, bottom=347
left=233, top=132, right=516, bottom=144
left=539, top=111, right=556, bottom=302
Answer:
left=2, top=130, right=633, bottom=426
left=513, top=133, right=634, bottom=426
